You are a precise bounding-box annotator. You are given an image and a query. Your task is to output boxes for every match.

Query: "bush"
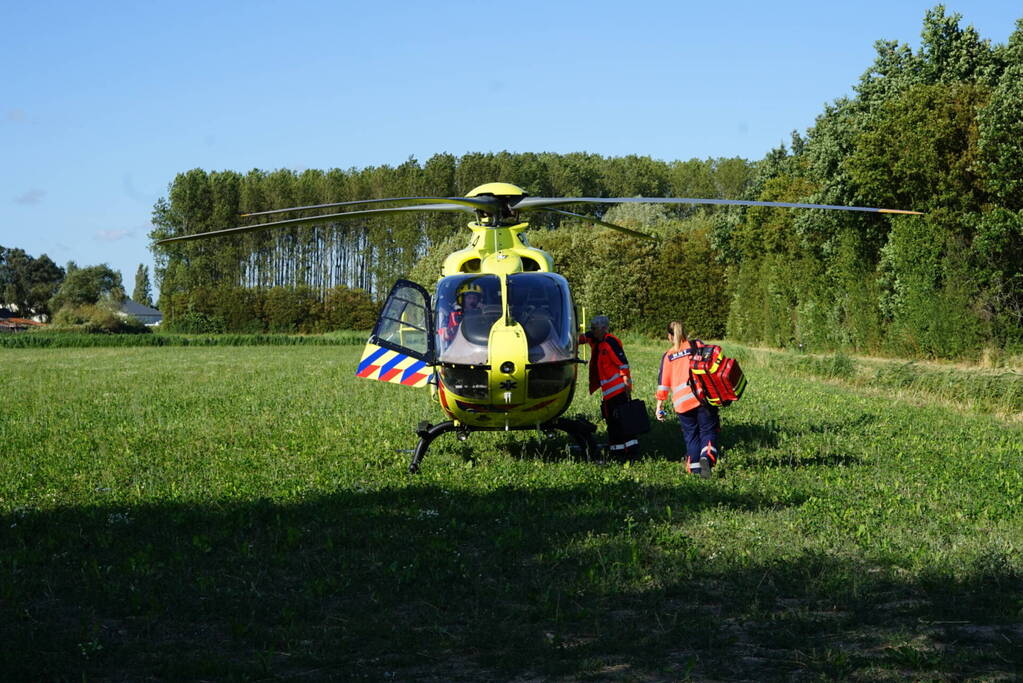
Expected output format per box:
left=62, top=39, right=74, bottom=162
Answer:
left=162, top=310, right=227, bottom=334
left=318, top=286, right=378, bottom=331
left=644, top=220, right=729, bottom=339
left=262, top=286, right=319, bottom=333
left=531, top=214, right=729, bottom=338
left=158, top=285, right=379, bottom=334
left=212, top=287, right=264, bottom=332
left=50, top=304, right=151, bottom=334
left=880, top=213, right=987, bottom=358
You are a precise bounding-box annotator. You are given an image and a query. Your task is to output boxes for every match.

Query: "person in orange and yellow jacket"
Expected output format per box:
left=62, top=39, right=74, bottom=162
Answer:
left=654, top=320, right=720, bottom=478
left=578, top=315, right=638, bottom=459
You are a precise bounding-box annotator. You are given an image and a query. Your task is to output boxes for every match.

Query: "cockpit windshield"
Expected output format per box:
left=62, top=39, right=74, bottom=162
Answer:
left=435, top=274, right=502, bottom=365
left=507, top=273, right=575, bottom=363
left=434, top=272, right=575, bottom=365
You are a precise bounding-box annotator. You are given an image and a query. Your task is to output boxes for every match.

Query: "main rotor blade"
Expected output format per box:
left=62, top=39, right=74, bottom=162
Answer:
left=155, top=203, right=474, bottom=244
left=513, top=196, right=924, bottom=215
left=541, top=208, right=657, bottom=241
left=241, top=195, right=501, bottom=217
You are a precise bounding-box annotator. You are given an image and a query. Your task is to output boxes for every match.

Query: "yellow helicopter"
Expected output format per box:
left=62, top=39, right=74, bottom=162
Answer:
left=157, top=182, right=921, bottom=472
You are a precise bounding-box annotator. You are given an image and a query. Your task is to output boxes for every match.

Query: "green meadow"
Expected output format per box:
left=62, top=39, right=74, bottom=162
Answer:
left=2, top=341, right=1021, bottom=680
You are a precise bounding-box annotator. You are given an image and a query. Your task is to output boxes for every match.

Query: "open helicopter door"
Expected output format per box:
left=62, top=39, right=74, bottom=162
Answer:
left=356, top=279, right=435, bottom=388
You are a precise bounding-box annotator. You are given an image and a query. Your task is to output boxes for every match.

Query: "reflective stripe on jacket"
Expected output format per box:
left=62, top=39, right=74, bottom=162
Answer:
left=655, top=340, right=704, bottom=413
left=579, top=332, right=632, bottom=401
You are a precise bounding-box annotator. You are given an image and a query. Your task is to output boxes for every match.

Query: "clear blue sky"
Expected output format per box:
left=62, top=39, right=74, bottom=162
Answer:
left=2, top=1, right=1019, bottom=298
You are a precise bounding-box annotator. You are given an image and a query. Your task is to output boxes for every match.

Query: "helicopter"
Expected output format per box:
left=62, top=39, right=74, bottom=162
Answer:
left=157, top=182, right=921, bottom=472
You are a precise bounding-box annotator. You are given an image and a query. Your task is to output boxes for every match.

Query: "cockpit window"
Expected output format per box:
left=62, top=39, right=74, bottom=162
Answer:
left=507, top=273, right=575, bottom=363
left=435, top=274, right=502, bottom=364
left=434, top=272, right=576, bottom=366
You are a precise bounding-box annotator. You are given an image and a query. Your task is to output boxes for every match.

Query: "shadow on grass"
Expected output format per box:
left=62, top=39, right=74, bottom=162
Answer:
left=2, top=481, right=1020, bottom=680
left=492, top=411, right=685, bottom=464
left=720, top=415, right=881, bottom=470
left=720, top=420, right=782, bottom=452
left=493, top=407, right=854, bottom=468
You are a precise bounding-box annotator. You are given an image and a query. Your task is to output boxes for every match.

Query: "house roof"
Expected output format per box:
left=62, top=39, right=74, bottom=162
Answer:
left=0, top=317, right=43, bottom=328
left=119, top=299, right=161, bottom=316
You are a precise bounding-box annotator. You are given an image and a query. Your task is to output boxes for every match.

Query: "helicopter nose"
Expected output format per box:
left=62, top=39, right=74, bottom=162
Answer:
left=489, top=324, right=528, bottom=408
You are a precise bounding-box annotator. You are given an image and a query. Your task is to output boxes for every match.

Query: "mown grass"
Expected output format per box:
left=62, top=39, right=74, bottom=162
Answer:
left=1, top=342, right=1021, bottom=680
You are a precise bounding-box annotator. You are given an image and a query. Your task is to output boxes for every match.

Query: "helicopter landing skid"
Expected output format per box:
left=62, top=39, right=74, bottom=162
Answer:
left=407, top=417, right=600, bottom=474
left=545, top=416, right=600, bottom=462
left=409, top=420, right=462, bottom=474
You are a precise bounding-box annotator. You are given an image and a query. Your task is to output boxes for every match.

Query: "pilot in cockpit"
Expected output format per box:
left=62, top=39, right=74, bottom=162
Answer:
left=444, top=282, right=484, bottom=342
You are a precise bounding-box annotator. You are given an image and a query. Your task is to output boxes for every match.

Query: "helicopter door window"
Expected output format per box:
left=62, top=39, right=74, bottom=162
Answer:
left=370, top=280, right=434, bottom=361
left=435, top=274, right=501, bottom=365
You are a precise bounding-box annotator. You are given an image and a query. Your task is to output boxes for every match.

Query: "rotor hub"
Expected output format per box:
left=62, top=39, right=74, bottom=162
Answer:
left=465, top=183, right=528, bottom=224
left=464, top=182, right=527, bottom=200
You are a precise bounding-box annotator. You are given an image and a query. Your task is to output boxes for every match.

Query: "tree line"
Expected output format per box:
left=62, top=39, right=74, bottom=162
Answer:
left=1, top=247, right=158, bottom=332
left=143, top=6, right=1020, bottom=357
left=719, top=6, right=1023, bottom=357
left=0, top=247, right=64, bottom=318
left=149, top=153, right=750, bottom=334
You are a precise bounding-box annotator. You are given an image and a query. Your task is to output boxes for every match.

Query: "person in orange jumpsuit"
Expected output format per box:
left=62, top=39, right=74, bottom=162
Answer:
left=579, top=315, right=638, bottom=458
left=654, top=320, right=720, bottom=477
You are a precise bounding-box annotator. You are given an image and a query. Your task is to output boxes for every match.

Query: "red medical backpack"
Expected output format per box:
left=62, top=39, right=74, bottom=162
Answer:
left=688, top=342, right=747, bottom=407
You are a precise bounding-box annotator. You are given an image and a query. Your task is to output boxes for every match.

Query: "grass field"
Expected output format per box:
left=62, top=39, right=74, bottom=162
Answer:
left=2, top=341, right=1022, bottom=680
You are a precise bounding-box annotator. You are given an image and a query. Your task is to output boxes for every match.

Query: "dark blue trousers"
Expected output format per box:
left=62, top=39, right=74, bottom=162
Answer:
left=676, top=404, right=720, bottom=464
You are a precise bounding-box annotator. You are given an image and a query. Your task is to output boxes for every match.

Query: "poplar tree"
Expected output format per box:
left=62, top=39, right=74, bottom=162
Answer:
left=133, top=264, right=153, bottom=307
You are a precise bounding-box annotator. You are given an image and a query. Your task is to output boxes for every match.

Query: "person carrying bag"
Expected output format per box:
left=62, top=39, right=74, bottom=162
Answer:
left=654, top=321, right=721, bottom=478
left=579, top=315, right=641, bottom=459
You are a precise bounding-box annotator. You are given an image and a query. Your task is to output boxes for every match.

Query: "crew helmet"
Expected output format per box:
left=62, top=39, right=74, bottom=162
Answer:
left=458, top=282, right=483, bottom=300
